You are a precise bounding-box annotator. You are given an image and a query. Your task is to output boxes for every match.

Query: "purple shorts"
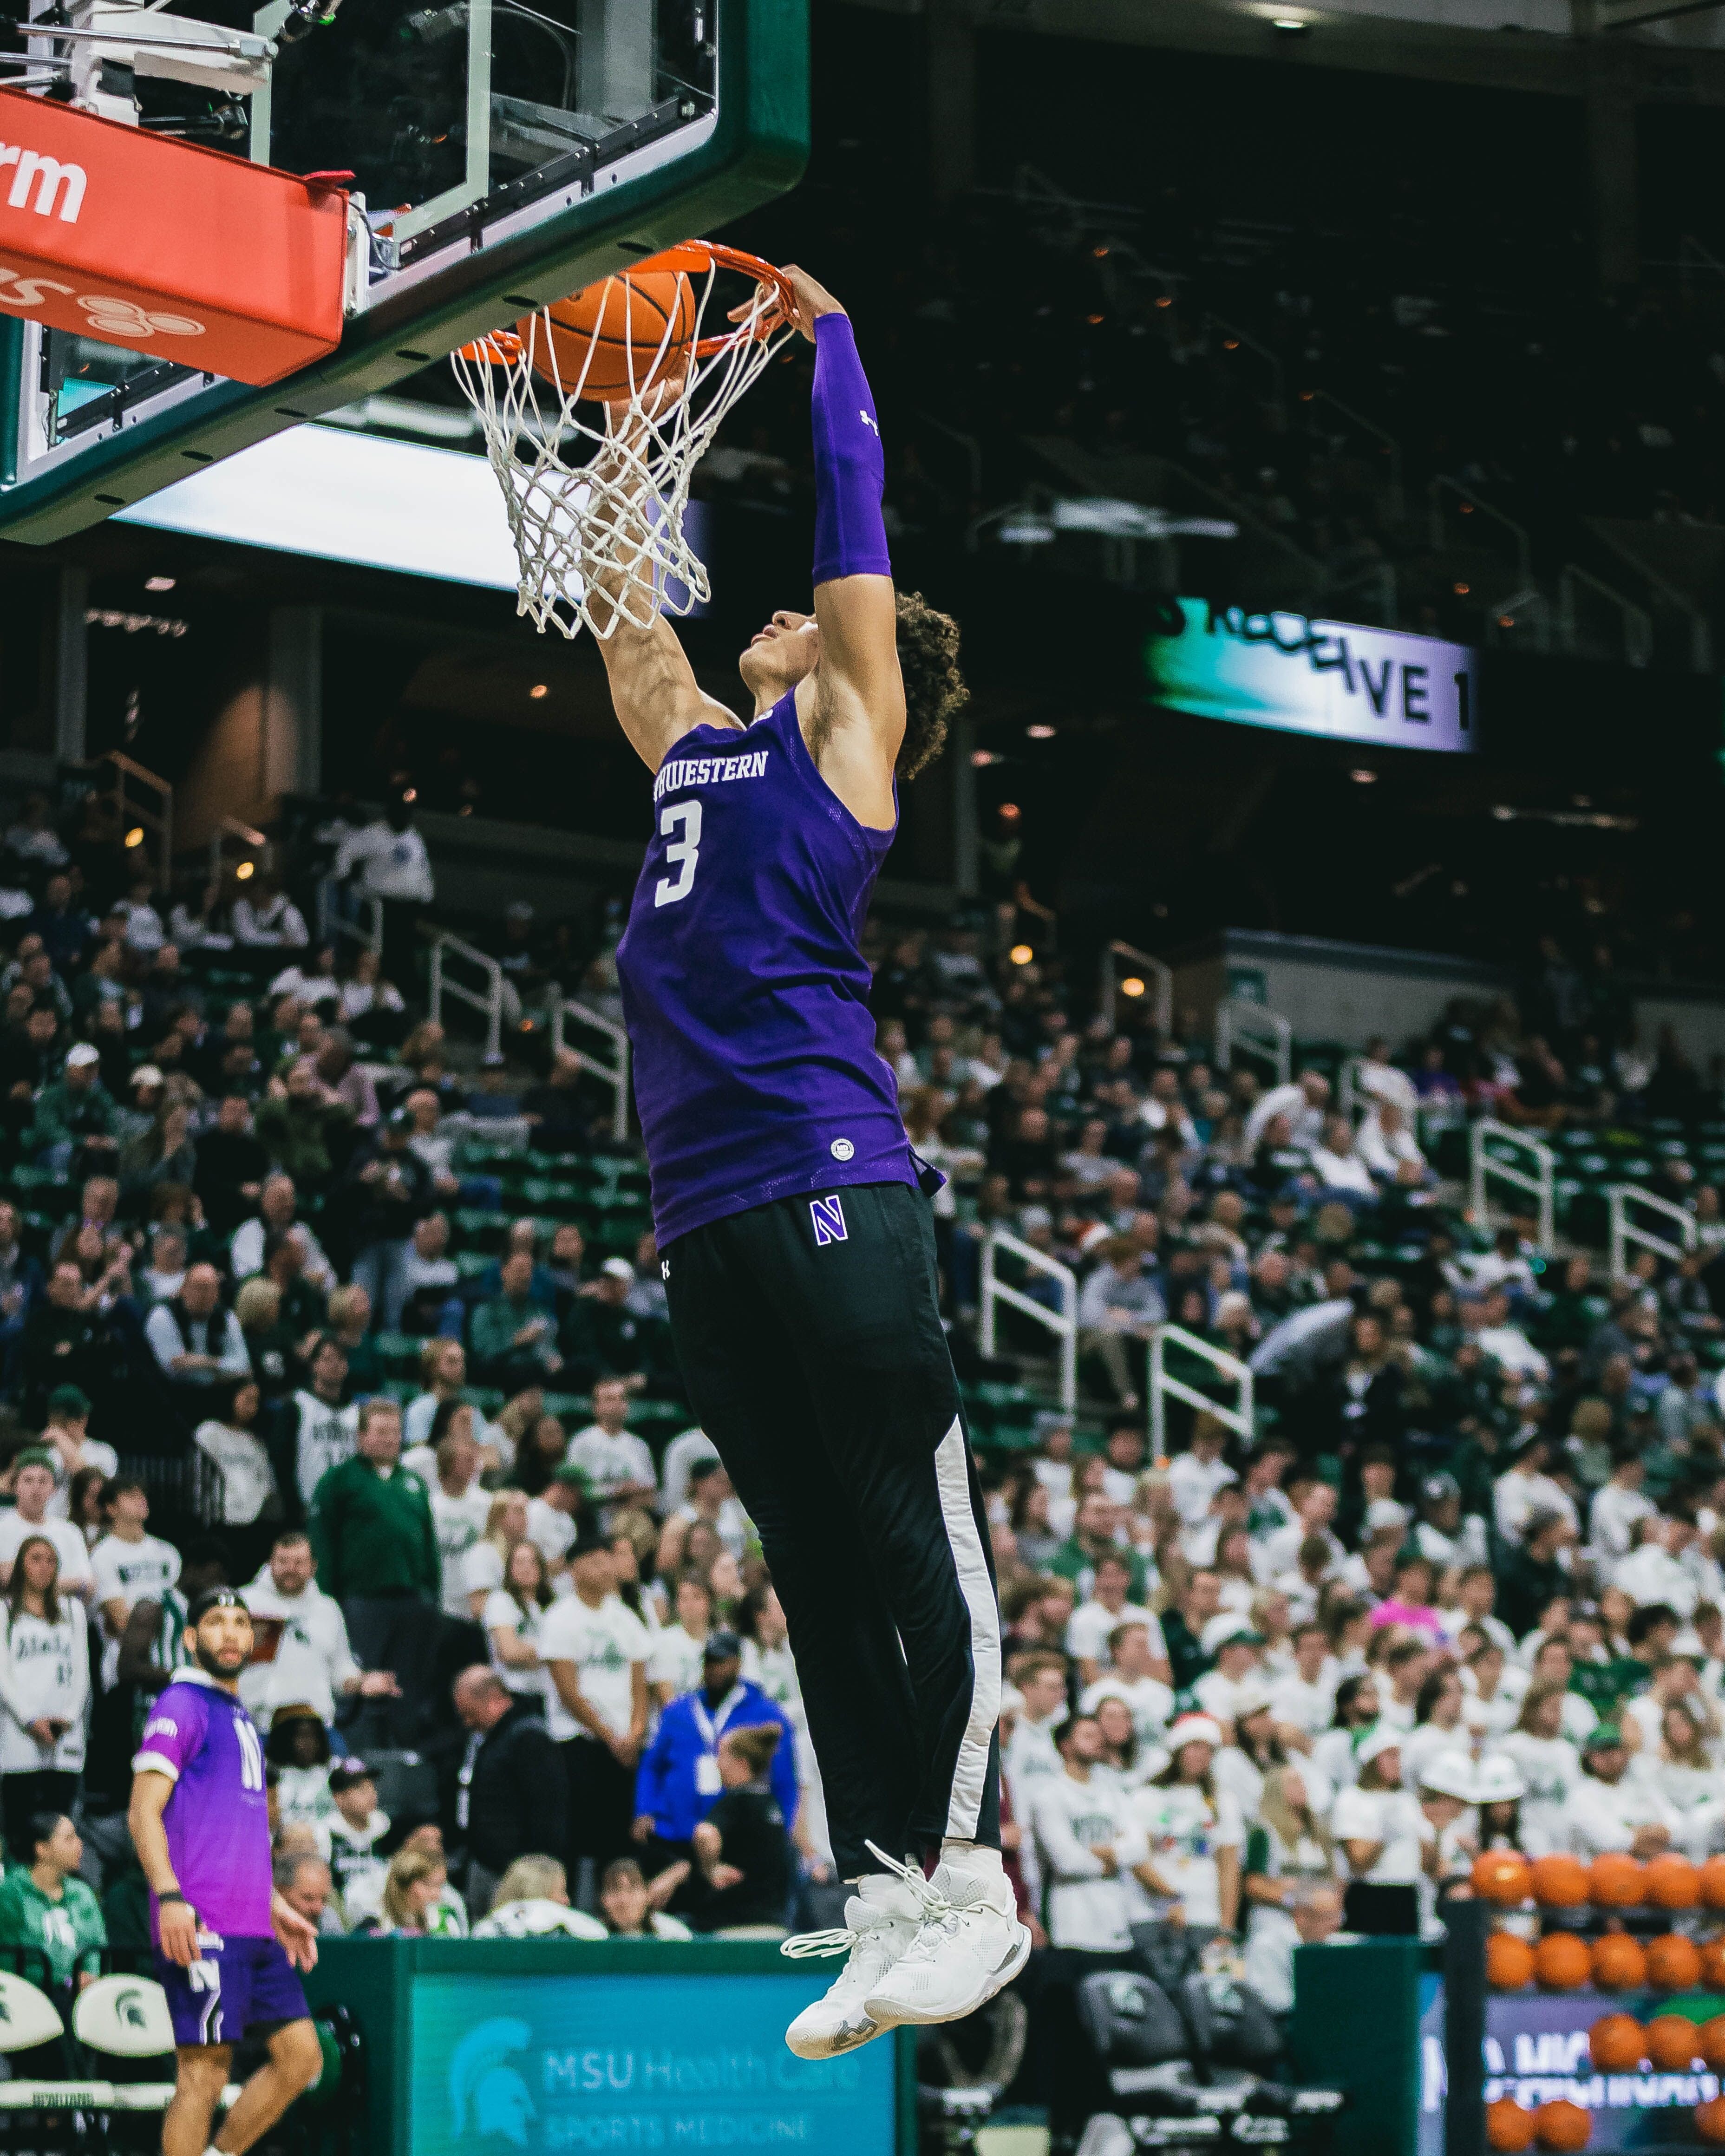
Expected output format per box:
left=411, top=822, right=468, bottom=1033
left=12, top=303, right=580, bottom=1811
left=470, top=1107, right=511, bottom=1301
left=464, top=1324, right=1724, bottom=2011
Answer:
left=154, top=1934, right=307, bottom=2049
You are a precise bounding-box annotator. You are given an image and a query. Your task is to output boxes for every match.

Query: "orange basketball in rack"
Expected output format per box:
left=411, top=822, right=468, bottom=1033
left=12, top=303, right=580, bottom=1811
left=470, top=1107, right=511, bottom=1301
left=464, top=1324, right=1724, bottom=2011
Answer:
left=1476, top=1850, right=1535, bottom=1905
left=1645, top=2013, right=1701, bottom=2070
left=1535, top=1932, right=1593, bottom=1990
left=1590, top=1933, right=1648, bottom=1990
left=1646, top=1933, right=1703, bottom=1992
left=1533, top=1854, right=1590, bottom=1908
left=1532, top=2099, right=1591, bottom=2151
left=1589, top=1852, right=1645, bottom=1907
left=1701, top=2015, right=1725, bottom=2072
left=1701, top=1936, right=1725, bottom=1990
left=1646, top=1853, right=1700, bottom=1909
left=1701, top=1856, right=1725, bottom=1910
left=1698, top=2097, right=1725, bottom=2144
left=523, top=269, right=697, bottom=404
left=1487, top=2098, right=1536, bottom=2152
left=1489, top=1931, right=1538, bottom=1989
left=1588, top=2013, right=1645, bottom=2072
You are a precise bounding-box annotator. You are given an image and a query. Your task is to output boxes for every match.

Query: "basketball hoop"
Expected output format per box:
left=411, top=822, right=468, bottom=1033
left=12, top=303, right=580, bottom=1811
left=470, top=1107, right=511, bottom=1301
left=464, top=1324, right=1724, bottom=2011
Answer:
left=451, top=242, right=796, bottom=640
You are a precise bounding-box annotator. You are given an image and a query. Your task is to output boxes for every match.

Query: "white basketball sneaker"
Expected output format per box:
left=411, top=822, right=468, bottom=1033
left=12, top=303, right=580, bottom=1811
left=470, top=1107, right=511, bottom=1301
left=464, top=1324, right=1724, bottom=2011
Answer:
left=860, top=1845, right=1032, bottom=2032
left=780, top=1872, right=926, bottom=2059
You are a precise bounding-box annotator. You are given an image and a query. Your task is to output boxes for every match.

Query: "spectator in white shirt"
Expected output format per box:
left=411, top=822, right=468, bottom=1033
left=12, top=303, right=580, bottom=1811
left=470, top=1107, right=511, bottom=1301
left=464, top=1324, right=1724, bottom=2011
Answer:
left=1269, top=1621, right=1340, bottom=1745
left=1590, top=1451, right=1657, bottom=1566
left=1004, top=1654, right=1069, bottom=1815
left=290, top=1336, right=359, bottom=1510
left=0, top=1453, right=93, bottom=1602
left=231, top=877, right=309, bottom=947
left=240, top=1529, right=400, bottom=1730
left=1309, top=1117, right=1378, bottom=1204
left=1616, top=1516, right=1704, bottom=1620
left=1331, top=1727, right=1424, bottom=1885
left=1468, top=1291, right=1551, bottom=1385
left=657, top=1456, right=748, bottom=1572
left=1258, top=1477, right=1345, bottom=1580
left=565, top=1377, right=658, bottom=1507
left=1168, top=1414, right=1237, bottom=1529
left=231, top=1174, right=334, bottom=1293
left=1027, top=1713, right=1151, bottom=1952
left=90, top=1477, right=180, bottom=1676
left=1355, top=1100, right=1428, bottom=1185
left=1566, top=1722, right=1679, bottom=1862
left=1244, top=1071, right=1331, bottom=1157
left=1494, top=1434, right=1577, bottom=1547
left=1080, top=1622, right=1175, bottom=1751
left=1193, top=1620, right=1268, bottom=1736
left=1066, top=1552, right=1165, bottom=1688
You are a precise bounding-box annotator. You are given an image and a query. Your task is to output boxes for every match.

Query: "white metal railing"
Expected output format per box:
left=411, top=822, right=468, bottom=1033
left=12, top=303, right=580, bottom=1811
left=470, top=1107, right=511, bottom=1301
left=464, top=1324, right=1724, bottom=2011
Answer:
left=316, top=875, right=383, bottom=961
left=428, top=928, right=503, bottom=1063
left=1608, top=1184, right=1696, bottom=1282
left=1469, top=1118, right=1555, bottom=1253
left=1215, top=997, right=1291, bottom=1088
left=548, top=985, right=632, bottom=1145
left=89, top=751, right=172, bottom=892
left=1150, top=1323, right=1255, bottom=1463
left=1099, top=940, right=1173, bottom=1039
left=980, top=1228, right=1077, bottom=1413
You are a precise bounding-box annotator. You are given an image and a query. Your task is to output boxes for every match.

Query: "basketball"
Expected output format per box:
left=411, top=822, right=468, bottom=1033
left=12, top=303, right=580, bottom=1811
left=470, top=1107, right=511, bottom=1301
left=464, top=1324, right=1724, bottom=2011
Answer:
left=1698, top=2098, right=1725, bottom=2144
left=1532, top=2100, right=1591, bottom=2151
left=1476, top=1850, right=1535, bottom=1906
left=1535, top=1933, right=1593, bottom=1991
left=523, top=269, right=698, bottom=404
left=1588, top=2014, right=1644, bottom=2072
left=1489, top=1932, right=1538, bottom=1989
left=1701, top=1937, right=1725, bottom=1989
left=1532, top=1855, right=1589, bottom=1909
left=1589, top=1853, right=1645, bottom=1908
left=1647, top=1933, right=1703, bottom=1991
left=1700, top=2016, right=1725, bottom=2072
left=1702, top=1858, right=1725, bottom=1911
left=1590, top=1934, right=1648, bottom=1990
left=1487, top=2098, right=1536, bottom=2151
left=1645, top=2013, right=1701, bottom=2070
left=1646, top=1854, right=1699, bottom=1909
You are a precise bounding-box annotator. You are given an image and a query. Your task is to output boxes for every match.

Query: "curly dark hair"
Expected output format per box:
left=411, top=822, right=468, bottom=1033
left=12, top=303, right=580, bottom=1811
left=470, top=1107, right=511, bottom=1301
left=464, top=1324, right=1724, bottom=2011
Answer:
left=895, top=590, right=968, bottom=782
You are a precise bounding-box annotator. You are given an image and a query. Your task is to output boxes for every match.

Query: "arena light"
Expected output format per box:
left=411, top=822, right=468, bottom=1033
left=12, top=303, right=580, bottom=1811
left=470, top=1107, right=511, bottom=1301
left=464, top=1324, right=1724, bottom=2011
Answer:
left=144, top=575, right=176, bottom=593
left=1121, top=976, right=1146, bottom=998
left=1349, top=769, right=1377, bottom=784
left=1010, top=944, right=1034, bottom=966
left=124, top=827, right=144, bottom=849
left=529, top=683, right=549, bottom=700
left=235, top=860, right=255, bottom=879
left=971, top=749, right=1000, bottom=768
left=1027, top=724, right=1056, bottom=739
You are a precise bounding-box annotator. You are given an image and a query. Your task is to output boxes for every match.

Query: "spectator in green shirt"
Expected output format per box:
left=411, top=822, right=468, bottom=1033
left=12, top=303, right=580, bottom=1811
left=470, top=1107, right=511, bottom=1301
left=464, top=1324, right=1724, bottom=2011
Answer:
left=471, top=1252, right=564, bottom=1390
left=29, top=1045, right=119, bottom=1180
left=1046, top=1492, right=1149, bottom=1603
left=0, top=1812, right=106, bottom=1988
left=308, top=1397, right=438, bottom=1747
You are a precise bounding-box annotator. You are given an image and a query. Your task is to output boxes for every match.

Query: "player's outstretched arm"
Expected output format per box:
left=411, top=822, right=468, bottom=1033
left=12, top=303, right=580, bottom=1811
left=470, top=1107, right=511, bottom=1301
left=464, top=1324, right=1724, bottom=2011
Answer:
left=586, top=404, right=743, bottom=775
left=783, top=269, right=906, bottom=797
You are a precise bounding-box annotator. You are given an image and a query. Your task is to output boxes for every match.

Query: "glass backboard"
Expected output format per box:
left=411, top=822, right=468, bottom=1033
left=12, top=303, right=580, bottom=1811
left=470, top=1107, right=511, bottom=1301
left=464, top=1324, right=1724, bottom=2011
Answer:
left=0, top=0, right=805, bottom=539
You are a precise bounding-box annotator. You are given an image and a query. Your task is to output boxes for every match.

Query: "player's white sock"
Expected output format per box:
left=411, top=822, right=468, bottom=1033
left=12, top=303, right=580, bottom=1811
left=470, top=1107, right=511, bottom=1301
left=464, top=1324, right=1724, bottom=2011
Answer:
left=939, top=1839, right=1003, bottom=1876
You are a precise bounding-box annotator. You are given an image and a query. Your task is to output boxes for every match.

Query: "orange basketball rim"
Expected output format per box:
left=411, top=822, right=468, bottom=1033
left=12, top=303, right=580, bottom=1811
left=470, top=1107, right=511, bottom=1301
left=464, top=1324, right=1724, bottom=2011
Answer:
left=460, top=242, right=796, bottom=376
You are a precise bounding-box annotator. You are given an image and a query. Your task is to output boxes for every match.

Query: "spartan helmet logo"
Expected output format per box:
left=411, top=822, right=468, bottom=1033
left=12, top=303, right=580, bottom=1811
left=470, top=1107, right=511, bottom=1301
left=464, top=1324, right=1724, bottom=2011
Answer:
left=116, top=1988, right=147, bottom=2028
left=450, top=2019, right=535, bottom=2148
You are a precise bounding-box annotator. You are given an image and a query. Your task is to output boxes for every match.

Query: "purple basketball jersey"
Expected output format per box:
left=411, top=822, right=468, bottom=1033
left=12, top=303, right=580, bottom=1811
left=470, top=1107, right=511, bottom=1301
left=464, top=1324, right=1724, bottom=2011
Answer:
left=616, top=689, right=918, bottom=1246
left=135, top=1672, right=273, bottom=1940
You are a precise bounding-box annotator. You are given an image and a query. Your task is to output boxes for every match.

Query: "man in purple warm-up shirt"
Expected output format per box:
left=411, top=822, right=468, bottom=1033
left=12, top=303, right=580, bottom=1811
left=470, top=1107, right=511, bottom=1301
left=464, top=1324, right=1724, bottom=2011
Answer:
left=596, top=266, right=1029, bottom=2059
left=129, top=1587, right=322, bottom=2156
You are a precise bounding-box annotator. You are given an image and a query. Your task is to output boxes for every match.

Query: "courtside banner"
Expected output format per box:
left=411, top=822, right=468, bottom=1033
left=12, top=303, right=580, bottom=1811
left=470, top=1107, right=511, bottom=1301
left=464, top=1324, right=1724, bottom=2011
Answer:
left=0, top=91, right=346, bottom=386
left=1144, top=595, right=1480, bottom=753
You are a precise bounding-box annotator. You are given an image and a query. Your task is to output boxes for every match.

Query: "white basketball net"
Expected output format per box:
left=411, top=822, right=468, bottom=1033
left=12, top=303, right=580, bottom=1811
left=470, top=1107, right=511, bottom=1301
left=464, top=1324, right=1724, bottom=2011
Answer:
left=451, top=243, right=794, bottom=640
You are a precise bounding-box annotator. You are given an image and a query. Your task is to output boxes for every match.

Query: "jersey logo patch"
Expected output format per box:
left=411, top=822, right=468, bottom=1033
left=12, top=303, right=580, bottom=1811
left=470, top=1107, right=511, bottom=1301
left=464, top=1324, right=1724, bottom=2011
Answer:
left=810, top=1196, right=848, bottom=1248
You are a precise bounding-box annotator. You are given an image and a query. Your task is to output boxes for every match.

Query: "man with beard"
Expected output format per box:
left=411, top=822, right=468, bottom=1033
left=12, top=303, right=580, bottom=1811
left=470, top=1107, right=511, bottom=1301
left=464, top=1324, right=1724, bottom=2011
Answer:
left=128, top=1588, right=323, bottom=2156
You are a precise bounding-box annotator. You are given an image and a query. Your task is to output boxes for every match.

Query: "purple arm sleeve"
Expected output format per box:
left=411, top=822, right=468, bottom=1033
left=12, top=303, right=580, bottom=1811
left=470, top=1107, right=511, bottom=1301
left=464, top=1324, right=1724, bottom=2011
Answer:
left=810, top=311, right=890, bottom=586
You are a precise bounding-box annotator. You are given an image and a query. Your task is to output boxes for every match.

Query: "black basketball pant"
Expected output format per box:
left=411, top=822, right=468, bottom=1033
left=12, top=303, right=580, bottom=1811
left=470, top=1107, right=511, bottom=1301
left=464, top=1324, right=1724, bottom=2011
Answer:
left=664, top=1180, right=1002, bottom=1880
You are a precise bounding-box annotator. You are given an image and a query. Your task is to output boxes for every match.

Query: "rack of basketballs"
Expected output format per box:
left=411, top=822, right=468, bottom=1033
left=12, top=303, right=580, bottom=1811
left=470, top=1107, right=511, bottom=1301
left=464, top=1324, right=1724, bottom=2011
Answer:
left=1475, top=1846, right=1725, bottom=2151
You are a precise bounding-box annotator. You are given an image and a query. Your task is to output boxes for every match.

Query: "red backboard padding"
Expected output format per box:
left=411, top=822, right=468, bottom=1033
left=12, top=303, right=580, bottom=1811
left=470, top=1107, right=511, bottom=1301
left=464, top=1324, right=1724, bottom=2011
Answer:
left=0, top=91, right=346, bottom=386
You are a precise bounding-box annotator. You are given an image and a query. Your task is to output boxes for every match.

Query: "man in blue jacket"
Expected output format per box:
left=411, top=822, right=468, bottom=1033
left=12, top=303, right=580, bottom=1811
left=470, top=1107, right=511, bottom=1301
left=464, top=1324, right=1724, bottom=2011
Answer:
left=632, top=1629, right=800, bottom=1885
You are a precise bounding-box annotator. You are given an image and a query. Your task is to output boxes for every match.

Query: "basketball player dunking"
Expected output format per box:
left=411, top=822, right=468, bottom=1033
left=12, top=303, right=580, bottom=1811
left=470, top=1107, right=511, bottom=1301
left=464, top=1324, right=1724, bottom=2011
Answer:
left=595, top=266, right=1028, bottom=2056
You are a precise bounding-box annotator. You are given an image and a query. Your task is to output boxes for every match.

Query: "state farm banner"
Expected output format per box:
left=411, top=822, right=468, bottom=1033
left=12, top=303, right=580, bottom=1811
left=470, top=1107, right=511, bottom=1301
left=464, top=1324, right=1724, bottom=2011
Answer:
left=0, top=91, right=346, bottom=385
left=1144, top=596, right=1480, bottom=753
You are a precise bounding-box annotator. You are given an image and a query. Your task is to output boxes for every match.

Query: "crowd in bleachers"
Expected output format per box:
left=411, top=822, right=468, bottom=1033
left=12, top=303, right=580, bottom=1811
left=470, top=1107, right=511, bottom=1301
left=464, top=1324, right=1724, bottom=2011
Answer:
left=0, top=766, right=1724, bottom=2114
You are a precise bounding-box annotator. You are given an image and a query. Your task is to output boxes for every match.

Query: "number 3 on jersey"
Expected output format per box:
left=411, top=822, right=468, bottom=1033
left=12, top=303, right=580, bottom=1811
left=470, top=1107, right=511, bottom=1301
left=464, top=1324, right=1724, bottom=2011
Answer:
left=654, top=800, right=702, bottom=908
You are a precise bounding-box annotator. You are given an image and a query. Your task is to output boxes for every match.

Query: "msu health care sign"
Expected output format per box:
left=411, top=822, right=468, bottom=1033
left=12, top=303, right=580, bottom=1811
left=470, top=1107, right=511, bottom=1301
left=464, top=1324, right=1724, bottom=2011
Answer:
left=1144, top=597, right=1479, bottom=753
